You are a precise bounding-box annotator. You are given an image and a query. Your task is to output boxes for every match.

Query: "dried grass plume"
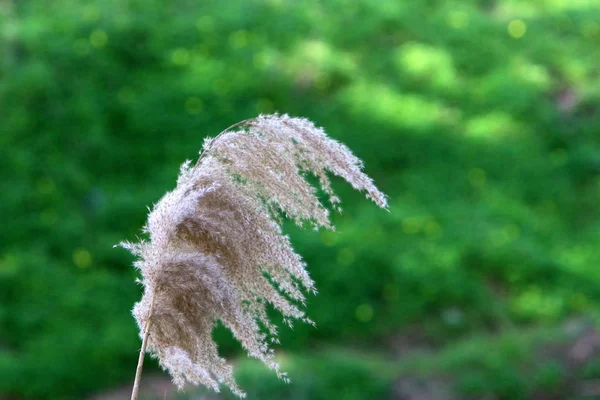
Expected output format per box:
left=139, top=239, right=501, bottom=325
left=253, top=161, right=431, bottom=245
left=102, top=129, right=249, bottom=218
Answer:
left=120, top=114, right=387, bottom=398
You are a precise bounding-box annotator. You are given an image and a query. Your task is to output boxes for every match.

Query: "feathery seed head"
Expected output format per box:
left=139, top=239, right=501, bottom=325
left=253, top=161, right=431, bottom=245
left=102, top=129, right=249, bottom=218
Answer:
left=120, top=114, right=387, bottom=397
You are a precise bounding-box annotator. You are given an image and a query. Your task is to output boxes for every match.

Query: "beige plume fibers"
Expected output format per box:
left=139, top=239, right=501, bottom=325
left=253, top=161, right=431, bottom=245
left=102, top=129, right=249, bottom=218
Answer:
left=119, top=114, right=387, bottom=398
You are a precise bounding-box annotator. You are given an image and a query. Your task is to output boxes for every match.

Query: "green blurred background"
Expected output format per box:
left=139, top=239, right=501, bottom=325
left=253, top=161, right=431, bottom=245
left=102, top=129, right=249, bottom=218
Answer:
left=2, top=0, right=600, bottom=399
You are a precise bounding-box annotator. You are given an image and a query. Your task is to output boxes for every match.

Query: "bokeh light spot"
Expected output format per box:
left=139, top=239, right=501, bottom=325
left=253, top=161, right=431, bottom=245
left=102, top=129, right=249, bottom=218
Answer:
left=402, top=216, right=422, bottom=234
left=253, top=51, right=274, bottom=70
left=512, top=59, right=550, bottom=89
left=185, top=97, right=204, bottom=115
left=171, top=48, right=191, bottom=66
left=465, top=112, right=520, bottom=139
left=229, top=30, right=249, bottom=49
left=355, top=304, right=373, bottom=323
left=447, top=11, right=469, bottom=29
left=196, top=16, right=214, bottom=32
left=424, top=219, right=442, bottom=238
left=40, top=209, right=58, bottom=226
left=90, top=30, right=108, bottom=48
left=83, top=5, right=99, bottom=22
left=468, top=168, right=487, bottom=188
left=73, top=248, right=92, bottom=268
left=512, top=285, right=562, bottom=319
left=301, top=40, right=330, bottom=64
left=0, top=254, right=18, bottom=274
left=320, top=230, right=337, bottom=247
left=508, top=20, right=527, bottom=38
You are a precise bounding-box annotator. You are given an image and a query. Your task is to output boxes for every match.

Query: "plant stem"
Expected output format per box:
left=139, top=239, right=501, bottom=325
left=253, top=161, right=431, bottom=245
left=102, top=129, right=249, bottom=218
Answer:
left=130, top=117, right=255, bottom=398
left=130, top=293, right=156, bottom=400
left=194, top=118, right=256, bottom=168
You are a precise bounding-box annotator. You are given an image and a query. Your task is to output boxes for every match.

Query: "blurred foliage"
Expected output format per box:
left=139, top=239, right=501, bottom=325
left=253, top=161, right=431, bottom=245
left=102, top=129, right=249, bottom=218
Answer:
left=2, top=0, right=600, bottom=398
